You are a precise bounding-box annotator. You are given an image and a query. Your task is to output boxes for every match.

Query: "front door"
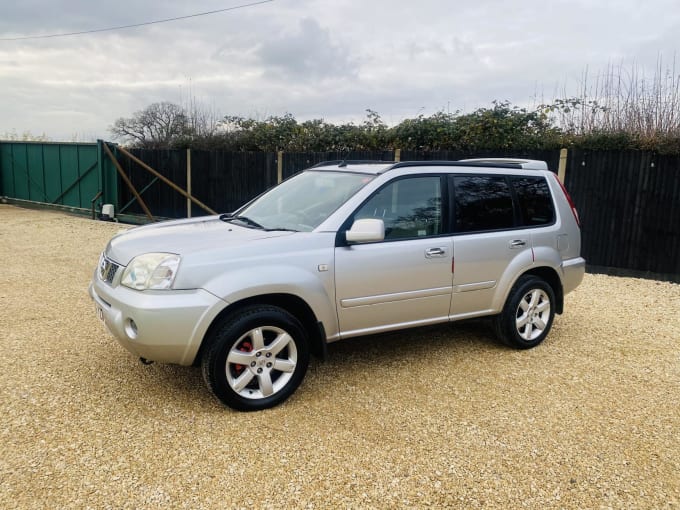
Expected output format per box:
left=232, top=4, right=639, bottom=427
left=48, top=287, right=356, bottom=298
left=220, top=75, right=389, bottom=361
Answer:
left=334, top=175, right=453, bottom=337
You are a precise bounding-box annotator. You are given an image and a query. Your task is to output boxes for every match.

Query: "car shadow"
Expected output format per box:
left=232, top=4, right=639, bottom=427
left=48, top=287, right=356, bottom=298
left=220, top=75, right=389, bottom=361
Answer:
left=321, top=319, right=502, bottom=369
left=88, top=318, right=504, bottom=411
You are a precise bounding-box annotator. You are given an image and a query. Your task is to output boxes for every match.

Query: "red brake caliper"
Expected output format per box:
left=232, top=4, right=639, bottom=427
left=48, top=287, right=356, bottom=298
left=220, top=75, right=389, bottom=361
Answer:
left=233, top=341, right=253, bottom=375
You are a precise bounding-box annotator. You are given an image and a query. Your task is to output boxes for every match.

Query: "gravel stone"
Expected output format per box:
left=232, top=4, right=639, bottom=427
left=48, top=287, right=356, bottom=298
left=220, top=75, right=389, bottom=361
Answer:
left=1, top=204, right=679, bottom=509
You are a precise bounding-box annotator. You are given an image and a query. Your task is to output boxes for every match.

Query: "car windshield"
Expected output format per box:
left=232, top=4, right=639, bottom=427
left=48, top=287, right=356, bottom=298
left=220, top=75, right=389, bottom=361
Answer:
left=234, top=171, right=374, bottom=232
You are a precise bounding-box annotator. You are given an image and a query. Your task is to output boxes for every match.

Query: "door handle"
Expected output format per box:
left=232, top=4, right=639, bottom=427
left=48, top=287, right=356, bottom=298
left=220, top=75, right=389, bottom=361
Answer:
left=425, top=247, right=446, bottom=258
left=509, top=239, right=527, bottom=249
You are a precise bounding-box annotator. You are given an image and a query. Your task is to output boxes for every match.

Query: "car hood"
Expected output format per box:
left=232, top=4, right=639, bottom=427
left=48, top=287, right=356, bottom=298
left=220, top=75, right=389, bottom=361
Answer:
left=105, top=216, right=292, bottom=266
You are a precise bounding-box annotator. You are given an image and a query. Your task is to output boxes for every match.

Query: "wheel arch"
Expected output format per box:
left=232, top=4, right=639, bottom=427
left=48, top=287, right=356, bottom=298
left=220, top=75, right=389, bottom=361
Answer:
left=518, top=266, right=564, bottom=314
left=194, top=293, right=327, bottom=366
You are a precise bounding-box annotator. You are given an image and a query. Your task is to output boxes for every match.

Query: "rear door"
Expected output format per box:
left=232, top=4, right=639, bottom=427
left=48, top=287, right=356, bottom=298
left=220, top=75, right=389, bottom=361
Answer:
left=450, top=174, right=535, bottom=317
left=334, top=175, right=453, bottom=337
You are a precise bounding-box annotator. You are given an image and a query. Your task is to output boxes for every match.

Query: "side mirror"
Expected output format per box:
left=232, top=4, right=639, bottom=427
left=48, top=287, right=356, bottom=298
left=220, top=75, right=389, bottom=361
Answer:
left=345, top=218, right=385, bottom=243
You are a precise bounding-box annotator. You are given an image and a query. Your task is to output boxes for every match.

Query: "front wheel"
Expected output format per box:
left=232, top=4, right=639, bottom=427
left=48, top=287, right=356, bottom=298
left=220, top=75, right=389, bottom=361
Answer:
left=201, top=305, right=310, bottom=411
left=493, top=275, right=556, bottom=349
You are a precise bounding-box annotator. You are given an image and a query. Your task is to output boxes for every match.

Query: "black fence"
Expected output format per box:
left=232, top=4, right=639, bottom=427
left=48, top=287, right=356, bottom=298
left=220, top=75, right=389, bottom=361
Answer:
left=119, top=149, right=188, bottom=218
left=400, top=149, right=562, bottom=171
left=282, top=151, right=395, bottom=180
left=566, top=149, right=680, bottom=280
left=119, top=148, right=562, bottom=217
left=114, top=147, right=680, bottom=281
left=190, top=150, right=277, bottom=215
left=119, top=149, right=278, bottom=217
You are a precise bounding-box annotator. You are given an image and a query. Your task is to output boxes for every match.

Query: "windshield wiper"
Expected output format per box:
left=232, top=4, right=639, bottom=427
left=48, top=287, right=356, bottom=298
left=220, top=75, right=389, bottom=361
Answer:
left=219, top=214, right=297, bottom=232
left=219, top=214, right=265, bottom=229
left=263, top=227, right=298, bottom=232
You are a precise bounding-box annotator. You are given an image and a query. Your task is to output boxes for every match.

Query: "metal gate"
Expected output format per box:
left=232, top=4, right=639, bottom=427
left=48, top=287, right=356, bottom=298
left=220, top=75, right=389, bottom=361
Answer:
left=0, top=140, right=117, bottom=210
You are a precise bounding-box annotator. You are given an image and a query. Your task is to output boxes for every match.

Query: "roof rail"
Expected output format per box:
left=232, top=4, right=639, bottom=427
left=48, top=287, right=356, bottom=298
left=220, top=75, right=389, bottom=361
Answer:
left=308, top=158, right=549, bottom=172
left=310, top=159, right=396, bottom=168
left=458, top=158, right=548, bottom=170
left=389, top=160, right=523, bottom=170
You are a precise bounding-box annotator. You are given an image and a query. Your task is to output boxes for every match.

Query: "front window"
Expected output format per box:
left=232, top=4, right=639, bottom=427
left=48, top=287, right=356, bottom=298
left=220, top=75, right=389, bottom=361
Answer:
left=354, top=176, right=443, bottom=239
left=237, top=171, right=374, bottom=232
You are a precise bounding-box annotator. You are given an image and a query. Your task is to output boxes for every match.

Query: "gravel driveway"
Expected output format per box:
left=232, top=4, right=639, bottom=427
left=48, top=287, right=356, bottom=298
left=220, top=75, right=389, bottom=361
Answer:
left=1, top=204, right=678, bottom=509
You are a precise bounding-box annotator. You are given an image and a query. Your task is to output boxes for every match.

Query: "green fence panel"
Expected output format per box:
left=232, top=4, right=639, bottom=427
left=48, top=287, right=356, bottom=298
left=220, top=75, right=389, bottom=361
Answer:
left=0, top=141, right=107, bottom=211
left=0, top=143, right=15, bottom=196
left=78, top=145, right=100, bottom=206
left=59, top=144, right=82, bottom=207
left=11, top=144, right=31, bottom=200
left=26, top=144, right=47, bottom=202
left=43, top=144, right=62, bottom=202
left=99, top=141, right=118, bottom=206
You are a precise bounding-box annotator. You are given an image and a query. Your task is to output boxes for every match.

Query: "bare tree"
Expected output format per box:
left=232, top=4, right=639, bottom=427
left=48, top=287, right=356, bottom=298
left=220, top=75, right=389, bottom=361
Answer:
left=183, top=96, right=221, bottom=139
left=110, top=102, right=189, bottom=148
left=544, top=56, right=680, bottom=138
left=1, top=129, right=50, bottom=141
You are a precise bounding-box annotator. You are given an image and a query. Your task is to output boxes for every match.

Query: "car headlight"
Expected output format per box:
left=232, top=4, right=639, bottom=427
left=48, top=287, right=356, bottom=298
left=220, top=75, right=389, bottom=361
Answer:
left=121, top=253, right=181, bottom=290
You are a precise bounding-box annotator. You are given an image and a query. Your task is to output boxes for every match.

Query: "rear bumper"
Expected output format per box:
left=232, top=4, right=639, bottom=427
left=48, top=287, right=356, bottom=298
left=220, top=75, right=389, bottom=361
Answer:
left=561, top=257, right=586, bottom=295
left=89, top=277, right=226, bottom=365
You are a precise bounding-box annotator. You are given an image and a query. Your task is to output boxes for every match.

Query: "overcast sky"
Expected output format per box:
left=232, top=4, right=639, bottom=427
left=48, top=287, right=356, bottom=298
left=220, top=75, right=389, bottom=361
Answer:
left=1, top=0, right=679, bottom=141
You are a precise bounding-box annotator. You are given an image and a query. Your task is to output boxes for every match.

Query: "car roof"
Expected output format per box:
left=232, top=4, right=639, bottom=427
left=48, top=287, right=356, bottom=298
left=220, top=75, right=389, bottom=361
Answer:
left=309, top=158, right=550, bottom=175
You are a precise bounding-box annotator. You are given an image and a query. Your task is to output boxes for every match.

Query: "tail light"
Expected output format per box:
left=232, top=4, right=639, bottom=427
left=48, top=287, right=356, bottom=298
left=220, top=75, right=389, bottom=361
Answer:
left=552, top=173, right=580, bottom=227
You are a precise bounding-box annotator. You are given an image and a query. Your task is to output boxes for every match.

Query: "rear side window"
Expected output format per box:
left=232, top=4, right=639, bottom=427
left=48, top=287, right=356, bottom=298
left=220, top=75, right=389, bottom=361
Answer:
left=511, top=177, right=554, bottom=226
left=453, top=175, right=514, bottom=232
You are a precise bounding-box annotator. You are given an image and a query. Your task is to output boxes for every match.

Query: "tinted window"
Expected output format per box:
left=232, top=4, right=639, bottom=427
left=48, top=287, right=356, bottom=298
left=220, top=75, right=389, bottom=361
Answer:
left=355, top=176, right=442, bottom=239
left=511, top=177, right=554, bottom=226
left=453, top=175, right=514, bottom=232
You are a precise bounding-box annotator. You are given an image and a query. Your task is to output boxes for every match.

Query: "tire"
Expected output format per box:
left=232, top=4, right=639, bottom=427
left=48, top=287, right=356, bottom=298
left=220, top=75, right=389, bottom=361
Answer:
left=201, top=305, right=310, bottom=411
left=493, top=275, right=556, bottom=349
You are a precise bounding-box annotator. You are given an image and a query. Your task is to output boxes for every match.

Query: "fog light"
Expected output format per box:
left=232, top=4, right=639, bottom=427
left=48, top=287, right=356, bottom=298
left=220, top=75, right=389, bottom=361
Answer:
left=125, top=318, right=138, bottom=339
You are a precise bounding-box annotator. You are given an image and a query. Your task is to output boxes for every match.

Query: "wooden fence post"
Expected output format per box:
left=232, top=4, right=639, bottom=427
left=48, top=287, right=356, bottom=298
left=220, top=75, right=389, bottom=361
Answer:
left=277, top=151, right=283, bottom=184
left=558, top=148, right=568, bottom=183
left=102, top=143, right=155, bottom=222
left=395, top=148, right=401, bottom=162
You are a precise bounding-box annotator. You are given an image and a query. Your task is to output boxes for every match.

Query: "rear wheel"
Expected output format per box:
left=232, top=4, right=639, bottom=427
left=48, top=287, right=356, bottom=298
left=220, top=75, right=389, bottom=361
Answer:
left=493, top=275, right=555, bottom=349
left=201, top=305, right=309, bottom=411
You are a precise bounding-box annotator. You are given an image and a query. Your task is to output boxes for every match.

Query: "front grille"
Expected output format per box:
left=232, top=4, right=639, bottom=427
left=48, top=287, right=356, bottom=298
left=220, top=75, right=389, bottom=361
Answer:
left=99, top=255, right=120, bottom=284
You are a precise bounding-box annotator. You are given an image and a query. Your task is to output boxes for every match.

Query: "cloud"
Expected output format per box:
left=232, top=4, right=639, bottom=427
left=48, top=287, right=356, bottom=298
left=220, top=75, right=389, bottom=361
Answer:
left=255, top=17, right=356, bottom=79
left=0, top=0, right=678, bottom=140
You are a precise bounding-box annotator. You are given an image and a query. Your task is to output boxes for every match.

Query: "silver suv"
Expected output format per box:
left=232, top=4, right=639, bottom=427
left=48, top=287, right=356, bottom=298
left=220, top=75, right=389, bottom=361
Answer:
left=90, top=159, right=585, bottom=411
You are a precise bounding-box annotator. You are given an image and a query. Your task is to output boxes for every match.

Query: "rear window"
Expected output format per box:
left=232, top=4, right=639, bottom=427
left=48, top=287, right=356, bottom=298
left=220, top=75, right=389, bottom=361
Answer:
left=453, top=175, right=514, bottom=232
left=511, top=177, right=554, bottom=226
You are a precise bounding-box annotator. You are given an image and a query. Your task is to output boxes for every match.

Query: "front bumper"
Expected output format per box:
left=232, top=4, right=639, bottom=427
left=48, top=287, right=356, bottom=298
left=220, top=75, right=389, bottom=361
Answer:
left=89, top=277, right=227, bottom=365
